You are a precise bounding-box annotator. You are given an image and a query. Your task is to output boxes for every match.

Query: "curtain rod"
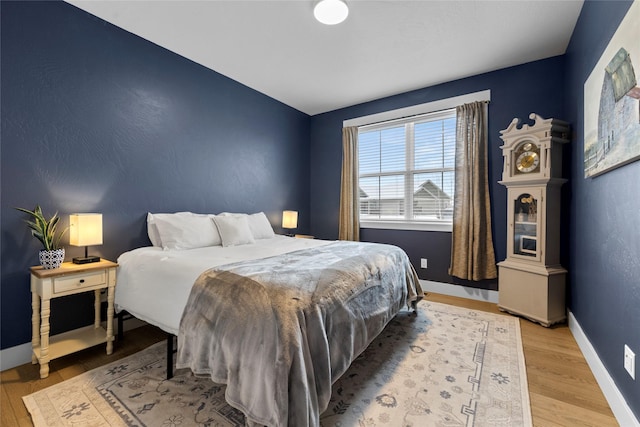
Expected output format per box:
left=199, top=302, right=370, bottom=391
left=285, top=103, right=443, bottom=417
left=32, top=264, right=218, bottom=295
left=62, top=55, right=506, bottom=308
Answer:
left=343, top=89, right=491, bottom=129
left=356, top=107, right=457, bottom=131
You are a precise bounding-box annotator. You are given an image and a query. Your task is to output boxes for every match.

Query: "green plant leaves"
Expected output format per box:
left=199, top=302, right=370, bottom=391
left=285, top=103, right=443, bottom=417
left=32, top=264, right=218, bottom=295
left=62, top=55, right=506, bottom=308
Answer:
left=15, top=205, right=68, bottom=250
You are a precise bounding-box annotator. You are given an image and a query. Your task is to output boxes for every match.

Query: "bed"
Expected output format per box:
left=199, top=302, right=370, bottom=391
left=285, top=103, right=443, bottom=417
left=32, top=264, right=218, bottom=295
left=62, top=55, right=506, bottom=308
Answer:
left=115, top=212, right=422, bottom=427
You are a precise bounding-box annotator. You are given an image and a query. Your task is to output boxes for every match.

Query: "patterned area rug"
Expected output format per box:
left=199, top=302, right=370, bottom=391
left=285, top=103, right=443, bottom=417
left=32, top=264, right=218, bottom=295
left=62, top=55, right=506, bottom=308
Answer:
left=23, top=301, right=531, bottom=426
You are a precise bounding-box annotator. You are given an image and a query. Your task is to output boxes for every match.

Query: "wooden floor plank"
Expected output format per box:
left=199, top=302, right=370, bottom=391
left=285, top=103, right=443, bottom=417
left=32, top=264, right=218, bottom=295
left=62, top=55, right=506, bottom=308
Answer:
left=1, top=383, right=20, bottom=427
left=1, top=293, right=618, bottom=426
left=530, top=392, right=619, bottom=427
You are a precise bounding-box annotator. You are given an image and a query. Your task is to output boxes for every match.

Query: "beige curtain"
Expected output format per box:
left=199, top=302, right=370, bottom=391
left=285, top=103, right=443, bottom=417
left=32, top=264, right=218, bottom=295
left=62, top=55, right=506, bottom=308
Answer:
left=449, top=101, right=497, bottom=280
left=338, top=126, right=360, bottom=241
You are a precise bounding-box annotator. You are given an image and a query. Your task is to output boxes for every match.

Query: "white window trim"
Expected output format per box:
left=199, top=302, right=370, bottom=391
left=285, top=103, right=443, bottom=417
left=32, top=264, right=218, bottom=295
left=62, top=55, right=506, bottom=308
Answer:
left=347, top=90, right=491, bottom=233
left=361, top=220, right=453, bottom=232
left=343, top=90, right=490, bottom=128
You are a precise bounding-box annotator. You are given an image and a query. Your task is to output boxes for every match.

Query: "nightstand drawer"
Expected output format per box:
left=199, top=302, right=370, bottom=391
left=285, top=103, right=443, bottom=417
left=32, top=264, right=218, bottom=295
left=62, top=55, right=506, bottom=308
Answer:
left=53, top=270, right=106, bottom=293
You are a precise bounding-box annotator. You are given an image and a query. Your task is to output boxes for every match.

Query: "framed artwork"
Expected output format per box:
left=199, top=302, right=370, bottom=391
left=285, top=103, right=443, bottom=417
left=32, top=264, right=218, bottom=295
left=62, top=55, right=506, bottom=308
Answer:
left=584, top=1, right=640, bottom=178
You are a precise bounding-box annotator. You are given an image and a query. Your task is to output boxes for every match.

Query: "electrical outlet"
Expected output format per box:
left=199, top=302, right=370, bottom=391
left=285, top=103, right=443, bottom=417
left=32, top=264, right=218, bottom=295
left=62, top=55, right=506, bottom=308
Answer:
left=420, top=258, right=427, bottom=269
left=624, top=345, right=635, bottom=380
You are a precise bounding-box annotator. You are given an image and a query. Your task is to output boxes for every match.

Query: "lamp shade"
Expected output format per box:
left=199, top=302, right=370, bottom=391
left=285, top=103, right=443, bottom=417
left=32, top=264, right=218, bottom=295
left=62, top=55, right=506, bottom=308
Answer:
left=282, top=210, right=298, bottom=229
left=314, top=0, right=349, bottom=25
left=69, top=213, right=103, bottom=246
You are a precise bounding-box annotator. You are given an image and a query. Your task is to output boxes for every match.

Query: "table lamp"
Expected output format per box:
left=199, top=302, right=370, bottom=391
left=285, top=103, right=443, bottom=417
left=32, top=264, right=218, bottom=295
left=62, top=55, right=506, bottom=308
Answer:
left=282, top=210, right=298, bottom=236
left=69, top=213, right=103, bottom=264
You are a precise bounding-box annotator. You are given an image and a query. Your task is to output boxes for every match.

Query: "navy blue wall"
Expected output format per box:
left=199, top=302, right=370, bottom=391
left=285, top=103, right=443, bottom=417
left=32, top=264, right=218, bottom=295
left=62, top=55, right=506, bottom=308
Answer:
left=3, top=1, right=638, bottom=418
left=564, top=0, right=639, bottom=419
left=309, top=57, right=566, bottom=289
left=1, top=1, right=310, bottom=350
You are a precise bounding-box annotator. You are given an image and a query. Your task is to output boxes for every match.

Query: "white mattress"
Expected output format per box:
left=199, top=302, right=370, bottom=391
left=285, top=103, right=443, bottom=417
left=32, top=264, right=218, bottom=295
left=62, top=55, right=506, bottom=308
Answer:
left=115, top=235, right=331, bottom=335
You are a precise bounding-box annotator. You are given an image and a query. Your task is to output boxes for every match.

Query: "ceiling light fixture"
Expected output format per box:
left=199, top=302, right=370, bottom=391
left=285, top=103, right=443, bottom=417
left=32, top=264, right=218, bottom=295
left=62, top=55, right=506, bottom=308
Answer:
left=314, top=0, right=349, bottom=25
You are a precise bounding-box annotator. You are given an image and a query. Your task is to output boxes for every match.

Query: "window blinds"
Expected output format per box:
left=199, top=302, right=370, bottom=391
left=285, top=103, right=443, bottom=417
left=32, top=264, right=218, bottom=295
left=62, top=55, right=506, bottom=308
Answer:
left=358, top=109, right=456, bottom=223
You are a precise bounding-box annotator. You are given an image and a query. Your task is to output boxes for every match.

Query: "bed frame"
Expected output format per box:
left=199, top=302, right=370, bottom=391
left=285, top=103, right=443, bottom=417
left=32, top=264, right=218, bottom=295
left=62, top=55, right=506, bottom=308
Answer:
left=117, top=311, right=176, bottom=379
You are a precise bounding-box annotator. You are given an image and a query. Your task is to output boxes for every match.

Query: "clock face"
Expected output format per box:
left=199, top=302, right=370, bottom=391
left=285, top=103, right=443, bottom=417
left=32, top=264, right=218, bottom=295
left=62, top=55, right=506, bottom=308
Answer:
left=514, top=141, right=540, bottom=174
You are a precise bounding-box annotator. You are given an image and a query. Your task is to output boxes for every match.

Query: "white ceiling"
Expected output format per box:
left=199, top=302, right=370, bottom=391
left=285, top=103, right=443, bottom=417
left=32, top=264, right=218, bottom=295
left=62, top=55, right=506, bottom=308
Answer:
left=66, top=0, right=584, bottom=116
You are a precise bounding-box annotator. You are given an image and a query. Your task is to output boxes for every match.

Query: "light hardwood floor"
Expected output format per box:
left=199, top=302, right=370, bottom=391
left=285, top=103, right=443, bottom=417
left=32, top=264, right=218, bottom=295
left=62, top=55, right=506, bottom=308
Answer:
left=1, top=293, right=618, bottom=426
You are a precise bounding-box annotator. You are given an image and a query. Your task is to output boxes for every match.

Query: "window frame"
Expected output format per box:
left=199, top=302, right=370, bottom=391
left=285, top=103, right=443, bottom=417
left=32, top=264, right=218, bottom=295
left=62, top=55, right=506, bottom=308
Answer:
left=344, top=90, right=491, bottom=233
left=358, top=109, right=456, bottom=232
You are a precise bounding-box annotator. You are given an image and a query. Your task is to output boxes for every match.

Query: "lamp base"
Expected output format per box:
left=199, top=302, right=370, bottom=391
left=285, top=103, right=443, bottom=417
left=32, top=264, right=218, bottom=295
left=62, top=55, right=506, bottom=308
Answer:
left=72, top=256, right=101, bottom=264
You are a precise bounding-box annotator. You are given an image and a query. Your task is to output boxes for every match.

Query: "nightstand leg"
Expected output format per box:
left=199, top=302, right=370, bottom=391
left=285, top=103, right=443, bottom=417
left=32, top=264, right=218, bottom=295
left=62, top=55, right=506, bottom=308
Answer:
left=39, top=298, right=50, bottom=378
left=94, top=289, right=100, bottom=328
left=31, top=291, right=40, bottom=365
left=106, top=283, right=115, bottom=355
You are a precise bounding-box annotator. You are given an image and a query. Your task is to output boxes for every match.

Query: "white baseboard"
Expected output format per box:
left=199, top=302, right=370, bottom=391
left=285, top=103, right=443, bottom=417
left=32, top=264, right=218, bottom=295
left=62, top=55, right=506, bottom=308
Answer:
left=420, top=279, right=499, bottom=303
left=0, top=342, right=33, bottom=372
left=568, top=310, right=639, bottom=426
left=0, top=318, right=147, bottom=373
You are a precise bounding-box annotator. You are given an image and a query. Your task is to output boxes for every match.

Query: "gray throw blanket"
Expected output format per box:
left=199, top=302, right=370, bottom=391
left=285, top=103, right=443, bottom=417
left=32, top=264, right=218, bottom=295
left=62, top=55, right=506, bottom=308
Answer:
left=176, top=241, right=422, bottom=427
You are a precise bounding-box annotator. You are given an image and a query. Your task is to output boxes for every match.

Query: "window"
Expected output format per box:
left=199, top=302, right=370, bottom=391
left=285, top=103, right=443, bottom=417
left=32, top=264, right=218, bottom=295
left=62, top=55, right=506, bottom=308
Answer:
left=358, top=109, right=456, bottom=231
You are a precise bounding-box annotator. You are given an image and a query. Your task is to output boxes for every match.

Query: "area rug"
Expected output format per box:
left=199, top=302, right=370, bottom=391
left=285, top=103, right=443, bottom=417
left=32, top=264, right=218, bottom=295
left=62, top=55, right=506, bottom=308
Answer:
left=23, top=301, right=532, bottom=426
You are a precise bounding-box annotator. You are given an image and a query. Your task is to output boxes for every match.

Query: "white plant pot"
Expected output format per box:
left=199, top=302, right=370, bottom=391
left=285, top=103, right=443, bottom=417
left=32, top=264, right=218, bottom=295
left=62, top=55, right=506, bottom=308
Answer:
left=39, top=248, right=65, bottom=269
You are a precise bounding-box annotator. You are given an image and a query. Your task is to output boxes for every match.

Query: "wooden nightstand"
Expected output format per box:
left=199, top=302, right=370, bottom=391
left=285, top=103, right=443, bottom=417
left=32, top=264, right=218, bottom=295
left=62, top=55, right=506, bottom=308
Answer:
left=30, top=259, right=118, bottom=378
left=294, top=234, right=314, bottom=239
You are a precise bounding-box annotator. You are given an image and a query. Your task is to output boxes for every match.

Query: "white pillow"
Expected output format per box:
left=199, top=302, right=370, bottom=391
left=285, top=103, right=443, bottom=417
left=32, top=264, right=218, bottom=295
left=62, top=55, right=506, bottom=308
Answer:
left=247, top=212, right=275, bottom=239
left=154, top=214, right=222, bottom=250
left=147, top=212, right=192, bottom=247
left=213, top=215, right=255, bottom=247
left=194, top=213, right=223, bottom=246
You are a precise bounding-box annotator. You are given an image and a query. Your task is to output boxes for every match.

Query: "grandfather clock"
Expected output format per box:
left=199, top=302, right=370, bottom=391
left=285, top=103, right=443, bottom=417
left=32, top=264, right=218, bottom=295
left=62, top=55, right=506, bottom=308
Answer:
left=497, top=113, right=570, bottom=326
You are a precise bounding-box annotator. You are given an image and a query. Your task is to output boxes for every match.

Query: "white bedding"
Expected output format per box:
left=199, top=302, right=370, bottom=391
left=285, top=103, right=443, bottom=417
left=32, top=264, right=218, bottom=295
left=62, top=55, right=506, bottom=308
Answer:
left=115, top=235, right=331, bottom=335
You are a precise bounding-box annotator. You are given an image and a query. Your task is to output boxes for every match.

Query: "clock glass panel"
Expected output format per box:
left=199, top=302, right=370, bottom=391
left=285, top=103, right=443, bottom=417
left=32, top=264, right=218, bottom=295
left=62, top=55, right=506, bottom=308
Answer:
left=513, top=193, right=537, bottom=257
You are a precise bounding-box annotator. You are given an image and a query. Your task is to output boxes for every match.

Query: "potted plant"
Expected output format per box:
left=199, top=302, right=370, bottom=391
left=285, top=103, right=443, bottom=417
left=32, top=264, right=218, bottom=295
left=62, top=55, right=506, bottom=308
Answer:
left=16, top=205, right=68, bottom=269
